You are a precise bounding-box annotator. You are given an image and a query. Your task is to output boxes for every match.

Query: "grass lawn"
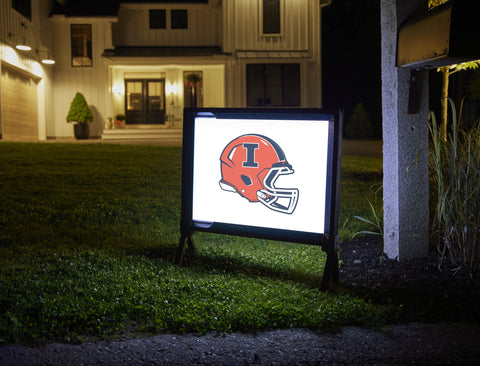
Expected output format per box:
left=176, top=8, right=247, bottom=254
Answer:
left=0, top=142, right=384, bottom=344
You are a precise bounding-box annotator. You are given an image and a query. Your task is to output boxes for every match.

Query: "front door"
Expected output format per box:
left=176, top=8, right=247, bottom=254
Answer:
left=125, top=79, right=165, bottom=124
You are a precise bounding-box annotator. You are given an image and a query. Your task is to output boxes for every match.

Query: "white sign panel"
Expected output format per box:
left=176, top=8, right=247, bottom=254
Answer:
left=191, top=116, right=331, bottom=235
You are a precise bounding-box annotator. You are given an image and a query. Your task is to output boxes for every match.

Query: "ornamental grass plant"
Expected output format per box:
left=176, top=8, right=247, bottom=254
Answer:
left=429, top=99, right=480, bottom=279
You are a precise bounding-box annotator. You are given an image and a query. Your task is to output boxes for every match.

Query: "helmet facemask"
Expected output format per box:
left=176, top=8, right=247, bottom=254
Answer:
left=256, top=162, right=299, bottom=214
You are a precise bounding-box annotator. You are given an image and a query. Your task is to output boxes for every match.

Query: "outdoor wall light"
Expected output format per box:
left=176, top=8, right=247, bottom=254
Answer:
left=9, top=23, right=31, bottom=51
left=37, top=49, right=55, bottom=65
left=112, top=83, right=124, bottom=95
left=166, top=82, right=178, bottom=95
left=41, top=56, right=55, bottom=65
left=16, top=42, right=31, bottom=51
left=8, top=32, right=31, bottom=51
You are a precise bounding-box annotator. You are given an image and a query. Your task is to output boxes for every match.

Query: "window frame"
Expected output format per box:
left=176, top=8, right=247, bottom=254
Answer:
left=71, top=24, right=93, bottom=67
left=171, top=9, right=188, bottom=29
left=260, top=0, right=284, bottom=37
left=149, top=9, right=167, bottom=29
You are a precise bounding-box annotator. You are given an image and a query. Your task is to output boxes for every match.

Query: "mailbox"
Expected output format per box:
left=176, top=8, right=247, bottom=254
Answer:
left=397, top=0, right=480, bottom=68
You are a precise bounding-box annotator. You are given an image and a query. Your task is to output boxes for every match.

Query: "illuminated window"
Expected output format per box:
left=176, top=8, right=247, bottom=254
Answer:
left=71, top=24, right=92, bottom=67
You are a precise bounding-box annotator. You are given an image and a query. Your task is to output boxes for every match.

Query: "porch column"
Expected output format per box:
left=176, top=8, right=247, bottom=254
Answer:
left=381, top=0, right=429, bottom=260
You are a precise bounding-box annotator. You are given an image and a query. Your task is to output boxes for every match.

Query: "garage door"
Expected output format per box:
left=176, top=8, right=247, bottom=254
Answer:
left=1, top=65, right=38, bottom=140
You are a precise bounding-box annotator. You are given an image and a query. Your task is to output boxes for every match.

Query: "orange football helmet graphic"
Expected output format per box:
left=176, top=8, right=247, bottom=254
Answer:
left=219, top=134, right=299, bottom=214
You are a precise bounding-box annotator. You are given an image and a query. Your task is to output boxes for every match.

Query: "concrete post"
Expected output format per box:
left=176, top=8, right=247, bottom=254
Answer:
left=381, top=0, right=430, bottom=260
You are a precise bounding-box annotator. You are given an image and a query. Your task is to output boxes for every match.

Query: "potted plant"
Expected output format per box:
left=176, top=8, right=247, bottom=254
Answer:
left=115, top=114, right=126, bottom=128
left=66, top=92, right=93, bottom=139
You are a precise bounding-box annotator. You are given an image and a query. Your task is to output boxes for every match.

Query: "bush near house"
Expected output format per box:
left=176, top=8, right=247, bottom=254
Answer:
left=66, top=92, right=93, bottom=124
left=345, top=102, right=374, bottom=139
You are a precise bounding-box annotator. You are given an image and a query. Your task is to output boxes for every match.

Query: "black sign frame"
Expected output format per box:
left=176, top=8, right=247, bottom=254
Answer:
left=176, top=108, right=342, bottom=289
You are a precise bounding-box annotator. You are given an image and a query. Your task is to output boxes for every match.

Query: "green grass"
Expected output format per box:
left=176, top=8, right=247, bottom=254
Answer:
left=0, top=142, right=383, bottom=344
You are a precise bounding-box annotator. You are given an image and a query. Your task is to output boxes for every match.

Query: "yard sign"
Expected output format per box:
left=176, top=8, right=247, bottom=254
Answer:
left=177, top=108, right=342, bottom=289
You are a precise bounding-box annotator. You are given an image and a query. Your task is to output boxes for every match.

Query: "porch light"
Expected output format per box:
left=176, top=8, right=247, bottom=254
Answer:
left=16, top=42, right=31, bottom=51
left=166, top=82, right=178, bottom=95
left=9, top=23, right=31, bottom=51
left=37, top=49, right=55, bottom=64
left=41, top=57, right=55, bottom=65
left=112, top=83, right=125, bottom=95
left=8, top=32, right=31, bottom=51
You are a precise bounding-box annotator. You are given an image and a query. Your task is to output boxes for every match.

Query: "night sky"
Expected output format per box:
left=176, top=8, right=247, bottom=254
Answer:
left=322, top=0, right=382, bottom=139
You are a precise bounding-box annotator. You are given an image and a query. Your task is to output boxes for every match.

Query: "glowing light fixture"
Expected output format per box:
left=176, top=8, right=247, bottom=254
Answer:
left=10, top=23, right=31, bottom=51
left=41, top=55, right=55, bottom=64
left=36, top=49, right=55, bottom=65
left=16, top=42, right=31, bottom=51
left=166, top=82, right=178, bottom=95
left=112, top=83, right=125, bottom=95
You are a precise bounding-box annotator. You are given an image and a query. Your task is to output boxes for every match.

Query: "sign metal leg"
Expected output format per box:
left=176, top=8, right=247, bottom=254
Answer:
left=175, top=233, right=195, bottom=265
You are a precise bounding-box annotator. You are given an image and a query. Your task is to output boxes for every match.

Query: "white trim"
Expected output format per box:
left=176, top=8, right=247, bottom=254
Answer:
left=50, top=15, right=118, bottom=24
left=259, top=0, right=285, bottom=38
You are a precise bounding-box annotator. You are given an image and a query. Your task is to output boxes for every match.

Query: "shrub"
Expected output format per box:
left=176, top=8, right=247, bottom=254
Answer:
left=66, top=92, right=93, bottom=124
left=429, top=99, right=480, bottom=279
left=345, top=103, right=374, bottom=139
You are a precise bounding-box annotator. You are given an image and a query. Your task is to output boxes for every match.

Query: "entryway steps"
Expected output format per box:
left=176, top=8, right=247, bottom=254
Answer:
left=102, top=127, right=182, bottom=141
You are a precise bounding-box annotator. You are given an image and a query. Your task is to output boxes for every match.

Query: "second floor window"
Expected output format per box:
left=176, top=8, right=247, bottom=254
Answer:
left=263, top=0, right=281, bottom=34
left=71, top=24, right=92, bottom=67
left=150, top=9, right=166, bottom=29
left=171, top=9, right=188, bottom=29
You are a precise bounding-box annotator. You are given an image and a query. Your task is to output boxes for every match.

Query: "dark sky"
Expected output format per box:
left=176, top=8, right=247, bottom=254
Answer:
left=322, top=0, right=382, bottom=138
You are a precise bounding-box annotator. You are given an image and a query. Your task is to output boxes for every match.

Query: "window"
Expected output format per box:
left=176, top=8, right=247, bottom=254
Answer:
left=263, top=0, right=281, bottom=34
left=71, top=25, right=92, bottom=67
left=171, top=9, right=188, bottom=29
left=247, top=64, right=300, bottom=107
left=12, top=0, right=31, bottom=20
left=149, top=9, right=166, bottom=29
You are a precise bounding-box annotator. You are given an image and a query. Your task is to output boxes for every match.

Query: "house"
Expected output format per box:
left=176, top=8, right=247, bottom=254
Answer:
left=0, top=0, right=331, bottom=141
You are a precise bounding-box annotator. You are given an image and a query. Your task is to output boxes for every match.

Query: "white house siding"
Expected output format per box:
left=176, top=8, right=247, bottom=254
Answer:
left=50, top=18, right=114, bottom=138
left=222, top=0, right=311, bottom=52
left=0, top=0, right=54, bottom=140
left=202, top=66, right=225, bottom=108
left=222, top=0, right=323, bottom=108
left=113, top=4, right=220, bottom=47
